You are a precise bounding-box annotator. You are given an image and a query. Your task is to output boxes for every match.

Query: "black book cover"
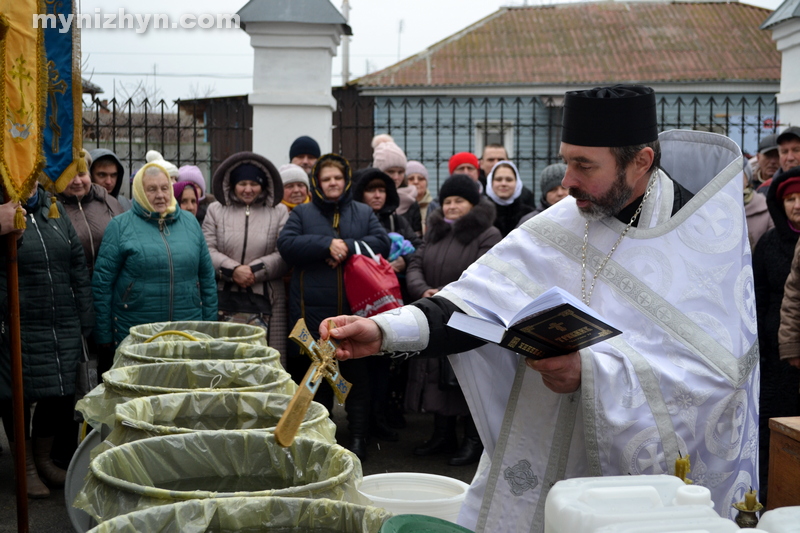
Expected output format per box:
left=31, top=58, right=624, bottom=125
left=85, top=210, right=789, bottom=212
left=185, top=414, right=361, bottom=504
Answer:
left=502, top=303, right=621, bottom=359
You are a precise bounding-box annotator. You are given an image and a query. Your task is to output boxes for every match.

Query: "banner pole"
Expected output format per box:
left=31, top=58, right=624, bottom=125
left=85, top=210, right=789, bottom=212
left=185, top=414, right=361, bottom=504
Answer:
left=5, top=206, right=28, bottom=532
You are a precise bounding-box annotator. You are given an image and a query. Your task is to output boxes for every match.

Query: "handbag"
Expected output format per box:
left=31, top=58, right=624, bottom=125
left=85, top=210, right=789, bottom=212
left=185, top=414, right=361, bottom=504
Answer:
left=343, top=241, right=403, bottom=318
left=217, top=283, right=272, bottom=315
left=74, top=336, right=98, bottom=422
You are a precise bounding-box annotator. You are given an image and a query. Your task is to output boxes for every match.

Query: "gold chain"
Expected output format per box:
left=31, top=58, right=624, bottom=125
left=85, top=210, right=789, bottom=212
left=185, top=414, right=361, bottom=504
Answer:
left=581, top=175, right=656, bottom=305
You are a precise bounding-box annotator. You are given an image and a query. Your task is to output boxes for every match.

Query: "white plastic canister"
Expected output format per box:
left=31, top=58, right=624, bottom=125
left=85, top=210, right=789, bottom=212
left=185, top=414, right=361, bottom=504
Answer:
left=544, top=475, right=719, bottom=533
left=593, top=515, right=740, bottom=533
left=756, top=506, right=800, bottom=533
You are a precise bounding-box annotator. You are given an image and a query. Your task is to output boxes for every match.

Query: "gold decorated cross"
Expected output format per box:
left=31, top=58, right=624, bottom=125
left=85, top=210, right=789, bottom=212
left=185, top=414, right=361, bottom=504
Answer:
left=274, top=318, right=352, bottom=447
left=46, top=60, right=67, bottom=153
left=10, top=56, right=33, bottom=116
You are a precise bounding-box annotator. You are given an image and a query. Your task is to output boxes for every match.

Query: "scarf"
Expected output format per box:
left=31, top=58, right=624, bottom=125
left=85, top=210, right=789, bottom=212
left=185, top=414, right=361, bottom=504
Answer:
left=132, top=162, right=177, bottom=217
left=281, top=195, right=310, bottom=211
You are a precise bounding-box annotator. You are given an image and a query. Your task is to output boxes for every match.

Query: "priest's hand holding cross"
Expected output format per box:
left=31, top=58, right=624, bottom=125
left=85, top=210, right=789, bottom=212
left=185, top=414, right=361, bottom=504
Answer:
left=321, top=315, right=582, bottom=394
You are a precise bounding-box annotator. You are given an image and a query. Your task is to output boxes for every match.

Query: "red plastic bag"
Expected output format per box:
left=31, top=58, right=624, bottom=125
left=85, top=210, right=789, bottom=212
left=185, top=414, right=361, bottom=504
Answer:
left=344, top=241, right=403, bottom=317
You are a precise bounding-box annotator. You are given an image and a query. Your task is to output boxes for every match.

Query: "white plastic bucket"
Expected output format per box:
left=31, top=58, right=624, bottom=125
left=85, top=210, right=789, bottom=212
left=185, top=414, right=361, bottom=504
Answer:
left=358, top=472, right=469, bottom=524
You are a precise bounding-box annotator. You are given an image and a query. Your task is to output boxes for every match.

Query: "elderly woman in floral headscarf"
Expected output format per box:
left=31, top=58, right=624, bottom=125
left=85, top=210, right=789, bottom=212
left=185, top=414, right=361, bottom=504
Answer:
left=92, top=162, right=217, bottom=347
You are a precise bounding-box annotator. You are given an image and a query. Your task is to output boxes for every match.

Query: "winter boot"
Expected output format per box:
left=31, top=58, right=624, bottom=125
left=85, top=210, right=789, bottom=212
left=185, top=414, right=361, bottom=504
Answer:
left=10, top=440, right=50, bottom=499
left=370, top=414, right=399, bottom=441
left=449, top=416, right=483, bottom=466
left=413, top=414, right=458, bottom=456
left=346, top=402, right=370, bottom=462
left=33, top=436, right=67, bottom=487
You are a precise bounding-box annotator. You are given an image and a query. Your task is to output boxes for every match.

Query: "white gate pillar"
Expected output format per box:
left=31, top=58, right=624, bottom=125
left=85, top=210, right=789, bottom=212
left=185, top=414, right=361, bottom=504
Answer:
left=238, top=1, right=350, bottom=164
left=763, top=1, right=800, bottom=127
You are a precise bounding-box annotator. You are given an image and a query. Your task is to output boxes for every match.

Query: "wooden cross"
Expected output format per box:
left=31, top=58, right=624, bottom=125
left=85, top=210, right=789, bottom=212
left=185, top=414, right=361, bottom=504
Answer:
left=274, top=318, right=352, bottom=447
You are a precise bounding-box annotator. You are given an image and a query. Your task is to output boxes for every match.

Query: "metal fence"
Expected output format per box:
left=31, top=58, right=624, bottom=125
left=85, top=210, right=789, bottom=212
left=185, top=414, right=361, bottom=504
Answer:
left=84, top=92, right=780, bottom=198
left=363, top=94, right=781, bottom=192
left=82, top=96, right=252, bottom=196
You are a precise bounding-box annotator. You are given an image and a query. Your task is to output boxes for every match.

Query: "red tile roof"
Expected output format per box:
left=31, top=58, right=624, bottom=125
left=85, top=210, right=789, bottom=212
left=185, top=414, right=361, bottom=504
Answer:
left=356, top=1, right=780, bottom=88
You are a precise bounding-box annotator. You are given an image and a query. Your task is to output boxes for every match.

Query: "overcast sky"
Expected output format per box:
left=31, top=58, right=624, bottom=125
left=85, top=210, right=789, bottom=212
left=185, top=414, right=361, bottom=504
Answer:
left=78, top=0, right=785, bottom=104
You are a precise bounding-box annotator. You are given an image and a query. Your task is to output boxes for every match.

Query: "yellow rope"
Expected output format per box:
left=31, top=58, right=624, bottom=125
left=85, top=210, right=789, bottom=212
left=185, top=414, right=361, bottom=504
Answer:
left=144, top=330, right=200, bottom=343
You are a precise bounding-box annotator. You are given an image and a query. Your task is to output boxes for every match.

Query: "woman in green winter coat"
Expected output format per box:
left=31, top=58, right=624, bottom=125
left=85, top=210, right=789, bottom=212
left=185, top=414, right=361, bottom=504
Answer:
left=92, top=162, right=217, bottom=347
left=0, top=184, right=95, bottom=498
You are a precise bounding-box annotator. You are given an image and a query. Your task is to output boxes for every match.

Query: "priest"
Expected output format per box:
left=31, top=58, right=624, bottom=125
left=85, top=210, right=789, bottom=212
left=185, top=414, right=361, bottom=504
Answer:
left=322, top=85, right=758, bottom=532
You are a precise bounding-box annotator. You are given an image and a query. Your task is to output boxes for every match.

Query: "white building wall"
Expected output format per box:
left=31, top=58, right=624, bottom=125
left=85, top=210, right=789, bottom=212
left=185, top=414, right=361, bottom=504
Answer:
left=771, top=18, right=800, bottom=127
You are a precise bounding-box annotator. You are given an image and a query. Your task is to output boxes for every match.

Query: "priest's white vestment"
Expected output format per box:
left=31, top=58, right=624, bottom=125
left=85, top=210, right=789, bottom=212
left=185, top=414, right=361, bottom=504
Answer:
left=373, top=130, right=758, bottom=532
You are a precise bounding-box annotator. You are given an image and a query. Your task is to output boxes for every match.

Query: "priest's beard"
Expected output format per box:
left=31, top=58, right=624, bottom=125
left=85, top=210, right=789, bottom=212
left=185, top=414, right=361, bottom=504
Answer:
left=570, top=166, right=633, bottom=221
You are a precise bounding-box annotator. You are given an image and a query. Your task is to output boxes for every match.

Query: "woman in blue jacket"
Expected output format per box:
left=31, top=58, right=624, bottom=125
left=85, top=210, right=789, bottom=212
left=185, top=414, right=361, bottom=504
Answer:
left=278, top=153, right=390, bottom=460
left=92, top=162, right=217, bottom=348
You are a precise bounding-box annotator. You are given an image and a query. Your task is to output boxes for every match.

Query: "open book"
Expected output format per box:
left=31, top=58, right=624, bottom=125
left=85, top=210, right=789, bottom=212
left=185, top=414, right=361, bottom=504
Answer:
left=446, top=287, right=621, bottom=359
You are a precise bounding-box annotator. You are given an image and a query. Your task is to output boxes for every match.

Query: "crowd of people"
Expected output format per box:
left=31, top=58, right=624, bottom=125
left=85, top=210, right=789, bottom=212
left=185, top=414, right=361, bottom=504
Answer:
left=1, top=103, right=800, bottom=514
left=0, top=127, right=567, bottom=496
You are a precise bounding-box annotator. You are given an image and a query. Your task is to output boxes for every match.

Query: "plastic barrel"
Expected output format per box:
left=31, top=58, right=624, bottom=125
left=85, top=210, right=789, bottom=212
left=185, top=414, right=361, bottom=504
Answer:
left=120, top=321, right=267, bottom=348
left=66, top=428, right=103, bottom=533
left=358, top=473, right=469, bottom=523
left=76, top=360, right=296, bottom=428
left=85, top=497, right=392, bottom=532
left=112, top=340, right=281, bottom=369
left=74, top=432, right=366, bottom=523
left=100, top=391, right=336, bottom=450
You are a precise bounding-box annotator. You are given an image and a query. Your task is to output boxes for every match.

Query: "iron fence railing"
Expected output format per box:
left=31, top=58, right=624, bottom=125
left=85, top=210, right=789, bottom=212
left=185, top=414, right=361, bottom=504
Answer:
left=84, top=93, right=780, bottom=196
left=336, top=94, right=780, bottom=192
left=82, top=96, right=252, bottom=195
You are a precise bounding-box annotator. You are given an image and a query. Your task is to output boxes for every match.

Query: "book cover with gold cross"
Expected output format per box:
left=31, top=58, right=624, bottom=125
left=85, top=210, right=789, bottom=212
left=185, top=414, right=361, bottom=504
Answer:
left=447, top=286, right=621, bottom=359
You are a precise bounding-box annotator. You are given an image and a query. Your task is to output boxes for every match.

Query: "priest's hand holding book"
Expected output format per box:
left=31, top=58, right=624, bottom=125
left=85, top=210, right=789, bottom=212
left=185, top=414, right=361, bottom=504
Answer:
left=525, top=352, right=582, bottom=393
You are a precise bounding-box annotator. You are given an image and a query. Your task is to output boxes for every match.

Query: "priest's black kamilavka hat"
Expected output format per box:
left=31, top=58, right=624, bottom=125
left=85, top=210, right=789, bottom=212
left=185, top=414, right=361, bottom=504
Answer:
left=561, top=85, right=658, bottom=147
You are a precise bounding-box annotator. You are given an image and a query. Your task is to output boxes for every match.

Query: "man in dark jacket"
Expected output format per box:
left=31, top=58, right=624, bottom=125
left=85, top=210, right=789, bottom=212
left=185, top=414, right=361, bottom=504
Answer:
left=289, top=135, right=321, bottom=175
left=89, top=149, right=131, bottom=211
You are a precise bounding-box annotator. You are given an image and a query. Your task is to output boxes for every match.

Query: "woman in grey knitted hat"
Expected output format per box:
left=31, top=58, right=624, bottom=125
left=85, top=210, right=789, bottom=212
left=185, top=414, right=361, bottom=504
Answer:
left=516, top=163, right=568, bottom=227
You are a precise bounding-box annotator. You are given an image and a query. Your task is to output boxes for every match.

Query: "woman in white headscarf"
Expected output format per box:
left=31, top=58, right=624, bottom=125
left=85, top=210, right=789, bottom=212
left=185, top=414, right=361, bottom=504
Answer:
left=486, top=160, right=533, bottom=236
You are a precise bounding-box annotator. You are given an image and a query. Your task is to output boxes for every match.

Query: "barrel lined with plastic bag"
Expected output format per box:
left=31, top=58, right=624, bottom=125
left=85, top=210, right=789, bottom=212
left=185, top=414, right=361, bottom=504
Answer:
left=74, top=432, right=365, bottom=523
left=118, top=321, right=267, bottom=349
left=111, top=340, right=282, bottom=369
left=101, top=391, right=336, bottom=450
left=85, top=497, right=392, bottom=533
left=76, top=361, right=296, bottom=428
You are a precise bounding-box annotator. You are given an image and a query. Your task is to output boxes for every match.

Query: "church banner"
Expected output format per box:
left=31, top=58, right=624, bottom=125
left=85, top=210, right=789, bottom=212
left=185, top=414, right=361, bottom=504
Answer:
left=0, top=0, right=46, bottom=211
left=42, top=0, right=83, bottom=194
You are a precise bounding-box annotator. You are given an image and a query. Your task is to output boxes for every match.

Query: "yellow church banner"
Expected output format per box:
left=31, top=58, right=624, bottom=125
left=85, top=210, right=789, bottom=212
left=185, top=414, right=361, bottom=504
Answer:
left=0, top=0, right=46, bottom=212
